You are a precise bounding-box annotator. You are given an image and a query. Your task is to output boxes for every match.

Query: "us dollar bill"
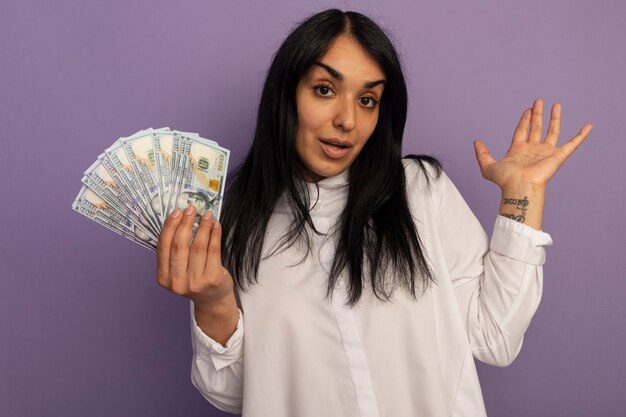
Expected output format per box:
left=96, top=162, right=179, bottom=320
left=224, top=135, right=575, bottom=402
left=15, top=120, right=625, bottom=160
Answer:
left=152, top=128, right=175, bottom=219
left=104, top=140, right=161, bottom=232
left=174, top=135, right=229, bottom=226
left=120, top=129, right=164, bottom=225
left=82, top=157, right=159, bottom=239
left=95, top=152, right=160, bottom=236
left=72, top=185, right=157, bottom=250
left=168, top=131, right=193, bottom=218
left=73, top=127, right=230, bottom=250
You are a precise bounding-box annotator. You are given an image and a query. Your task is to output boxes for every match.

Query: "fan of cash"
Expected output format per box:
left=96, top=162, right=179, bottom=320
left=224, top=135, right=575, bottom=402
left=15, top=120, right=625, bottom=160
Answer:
left=72, top=128, right=230, bottom=251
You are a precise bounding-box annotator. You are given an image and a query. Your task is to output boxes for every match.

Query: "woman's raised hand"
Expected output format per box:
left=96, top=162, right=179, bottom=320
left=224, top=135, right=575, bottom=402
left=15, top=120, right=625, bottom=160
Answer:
left=473, top=98, right=593, bottom=230
left=157, top=205, right=239, bottom=344
left=473, top=98, right=593, bottom=189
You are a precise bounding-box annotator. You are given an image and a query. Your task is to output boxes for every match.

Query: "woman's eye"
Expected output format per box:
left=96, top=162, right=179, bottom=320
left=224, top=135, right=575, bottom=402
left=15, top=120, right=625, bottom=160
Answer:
left=314, top=85, right=334, bottom=97
left=359, top=97, right=377, bottom=108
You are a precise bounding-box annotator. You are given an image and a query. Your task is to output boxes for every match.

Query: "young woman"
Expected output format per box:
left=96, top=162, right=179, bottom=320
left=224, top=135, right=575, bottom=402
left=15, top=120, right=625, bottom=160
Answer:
left=156, top=9, right=592, bottom=417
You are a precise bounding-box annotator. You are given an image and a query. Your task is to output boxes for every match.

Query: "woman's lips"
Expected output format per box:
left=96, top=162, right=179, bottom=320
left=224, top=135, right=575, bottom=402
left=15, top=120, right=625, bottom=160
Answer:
left=319, top=138, right=352, bottom=159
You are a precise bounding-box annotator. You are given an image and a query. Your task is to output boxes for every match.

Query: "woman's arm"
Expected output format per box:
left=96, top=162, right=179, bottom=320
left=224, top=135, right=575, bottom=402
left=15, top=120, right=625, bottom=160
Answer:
left=157, top=206, right=244, bottom=412
left=433, top=170, right=553, bottom=367
left=157, top=205, right=239, bottom=343
left=437, top=99, right=590, bottom=366
left=474, top=98, right=593, bottom=230
left=190, top=301, right=244, bottom=414
left=194, top=294, right=239, bottom=346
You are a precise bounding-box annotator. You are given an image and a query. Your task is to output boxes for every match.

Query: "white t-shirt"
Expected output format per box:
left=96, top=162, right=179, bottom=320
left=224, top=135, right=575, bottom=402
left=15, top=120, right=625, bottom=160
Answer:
left=189, top=160, right=553, bottom=416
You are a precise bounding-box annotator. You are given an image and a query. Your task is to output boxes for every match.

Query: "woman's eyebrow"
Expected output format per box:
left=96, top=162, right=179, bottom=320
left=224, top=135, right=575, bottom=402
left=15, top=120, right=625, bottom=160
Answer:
left=315, top=62, right=386, bottom=88
left=365, top=80, right=385, bottom=88
left=315, top=62, right=343, bottom=80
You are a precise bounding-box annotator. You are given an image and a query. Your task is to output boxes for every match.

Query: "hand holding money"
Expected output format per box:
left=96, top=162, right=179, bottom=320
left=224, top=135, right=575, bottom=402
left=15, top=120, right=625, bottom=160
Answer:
left=157, top=205, right=240, bottom=345
left=73, top=127, right=238, bottom=344
left=157, top=205, right=234, bottom=307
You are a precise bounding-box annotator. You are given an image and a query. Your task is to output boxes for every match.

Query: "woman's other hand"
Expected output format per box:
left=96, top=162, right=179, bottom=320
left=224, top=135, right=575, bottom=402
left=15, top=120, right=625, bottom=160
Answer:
left=157, top=205, right=239, bottom=345
left=473, top=99, right=593, bottom=230
left=473, top=98, right=593, bottom=189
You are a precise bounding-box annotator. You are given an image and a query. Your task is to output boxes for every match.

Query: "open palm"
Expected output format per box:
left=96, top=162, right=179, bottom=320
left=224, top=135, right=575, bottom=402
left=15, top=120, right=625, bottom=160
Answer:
left=474, top=99, right=593, bottom=189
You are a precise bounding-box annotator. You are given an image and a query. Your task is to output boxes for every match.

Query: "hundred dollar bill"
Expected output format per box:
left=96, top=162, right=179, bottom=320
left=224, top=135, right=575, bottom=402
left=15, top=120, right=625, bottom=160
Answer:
left=176, top=130, right=216, bottom=146
left=168, top=131, right=193, bottom=218
left=173, top=134, right=229, bottom=227
left=73, top=127, right=230, bottom=251
left=154, top=129, right=217, bottom=219
left=73, top=203, right=154, bottom=251
left=94, top=152, right=160, bottom=237
left=152, top=128, right=176, bottom=219
left=104, top=139, right=161, bottom=232
left=72, top=186, right=157, bottom=250
left=82, top=157, right=159, bottom=239
left=120, top=129, right=164, bottom=225
left=73, top=185, right=157, bottom=247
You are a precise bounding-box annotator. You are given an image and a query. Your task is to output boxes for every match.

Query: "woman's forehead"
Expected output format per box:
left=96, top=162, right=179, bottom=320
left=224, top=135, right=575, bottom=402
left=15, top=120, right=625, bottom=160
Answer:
left=312, top=36, right=385, bottom=82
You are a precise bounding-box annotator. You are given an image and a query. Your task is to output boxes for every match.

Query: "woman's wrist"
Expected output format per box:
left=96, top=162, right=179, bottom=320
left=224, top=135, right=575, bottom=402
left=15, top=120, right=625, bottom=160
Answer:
left=193, top=293, right=240, bottom=346
left=498, top=182, right=546, bottom=231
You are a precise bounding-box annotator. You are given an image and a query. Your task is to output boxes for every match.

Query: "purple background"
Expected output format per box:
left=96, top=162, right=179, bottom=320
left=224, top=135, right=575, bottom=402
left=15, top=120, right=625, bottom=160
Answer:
left=1, top=1, right=624, bottom=416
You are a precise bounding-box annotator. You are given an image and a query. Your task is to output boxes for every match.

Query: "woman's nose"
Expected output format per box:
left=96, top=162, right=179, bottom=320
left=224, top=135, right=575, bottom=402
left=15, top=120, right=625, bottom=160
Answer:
left=332, top=98, right=356, bottom=131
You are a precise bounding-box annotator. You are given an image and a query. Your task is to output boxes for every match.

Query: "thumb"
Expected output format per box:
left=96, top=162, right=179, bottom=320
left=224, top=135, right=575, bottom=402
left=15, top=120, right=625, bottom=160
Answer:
left=473, top=140, right=495, bottom=177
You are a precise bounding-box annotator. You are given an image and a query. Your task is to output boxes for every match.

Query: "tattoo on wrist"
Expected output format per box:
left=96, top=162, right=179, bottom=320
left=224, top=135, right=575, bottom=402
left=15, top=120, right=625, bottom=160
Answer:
left=501, top=196, right=529, bottom=223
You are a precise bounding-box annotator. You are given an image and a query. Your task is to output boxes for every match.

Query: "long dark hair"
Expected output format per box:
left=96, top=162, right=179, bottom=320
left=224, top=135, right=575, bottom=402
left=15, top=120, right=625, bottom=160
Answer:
left=220, top=9, right=441, bottom=305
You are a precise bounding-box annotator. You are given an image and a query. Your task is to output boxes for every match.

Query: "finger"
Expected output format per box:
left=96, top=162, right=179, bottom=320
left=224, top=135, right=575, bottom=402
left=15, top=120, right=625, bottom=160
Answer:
left=559, top=124, right=593, bottom=159
left=205, top=220, right=223, bottom=275
left=473, top=140, right=495, bottom=178
left=188, top=211, right=214, bottom=284
left=169, top=205, right=197, bottom=292
left=544, top=103, right=562, bottom=146
left=156, top=208, right=183, bottom=288
left=528, top=98, right=544, bottom=143
left=512, top=108, right=532, bottom=144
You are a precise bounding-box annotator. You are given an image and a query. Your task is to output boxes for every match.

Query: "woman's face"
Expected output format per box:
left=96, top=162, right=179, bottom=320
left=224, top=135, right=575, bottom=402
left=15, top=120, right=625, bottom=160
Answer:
left=295, top=35, right=385, bottom=181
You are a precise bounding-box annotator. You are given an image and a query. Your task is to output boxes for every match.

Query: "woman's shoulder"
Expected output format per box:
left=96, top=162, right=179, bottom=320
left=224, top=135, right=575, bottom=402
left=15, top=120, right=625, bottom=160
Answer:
left=401, top=155, right=447, bottom=192
left=401, top=155, right=456, bottom=220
